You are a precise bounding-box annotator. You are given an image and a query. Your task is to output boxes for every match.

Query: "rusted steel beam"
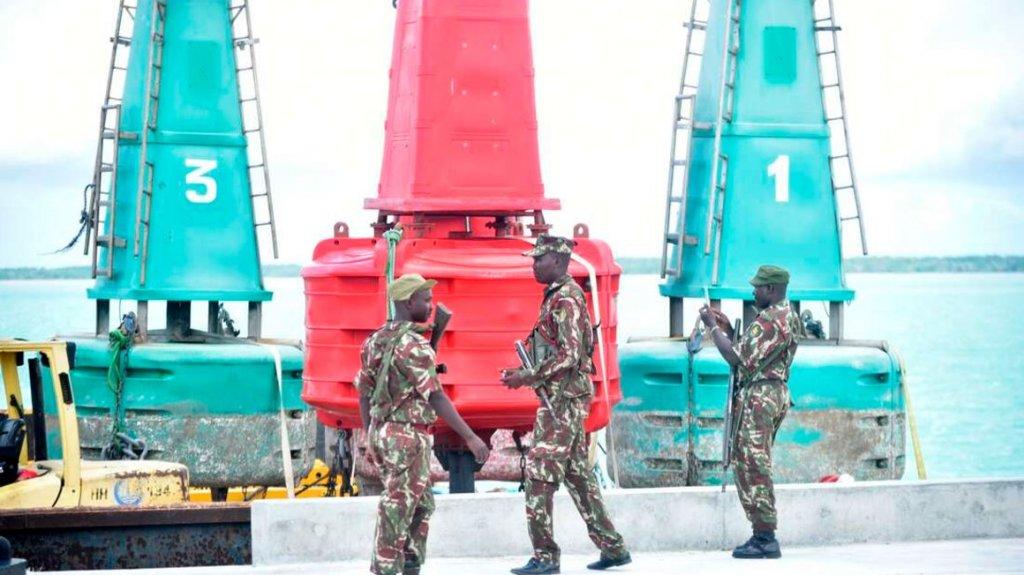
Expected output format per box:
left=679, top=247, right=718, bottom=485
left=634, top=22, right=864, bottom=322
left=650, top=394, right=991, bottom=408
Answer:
left=0, top=504, right=250, bottom=570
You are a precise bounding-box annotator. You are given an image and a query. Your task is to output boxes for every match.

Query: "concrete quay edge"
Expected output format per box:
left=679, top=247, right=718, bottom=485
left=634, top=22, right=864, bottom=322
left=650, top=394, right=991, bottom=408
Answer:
left=251, top=477, right=1024, bottom=565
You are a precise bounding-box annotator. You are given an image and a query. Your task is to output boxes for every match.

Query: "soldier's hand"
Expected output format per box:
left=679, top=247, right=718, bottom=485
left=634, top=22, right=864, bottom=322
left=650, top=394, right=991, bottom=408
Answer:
left=500, top=368, right=529, bottom=389
left=698, top=305, right=717, bottom=329
left=467, top=435, right=490, bottom=464
left=710, top=308, right=732, bottom=333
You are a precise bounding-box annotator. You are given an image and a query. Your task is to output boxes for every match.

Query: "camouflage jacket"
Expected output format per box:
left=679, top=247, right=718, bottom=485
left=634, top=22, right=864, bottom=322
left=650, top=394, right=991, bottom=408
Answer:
left=734, top=300, right=802, bottom=385
left=353, top=321, right=441, bottom=425
left=526, top=274, right=595, bottom=400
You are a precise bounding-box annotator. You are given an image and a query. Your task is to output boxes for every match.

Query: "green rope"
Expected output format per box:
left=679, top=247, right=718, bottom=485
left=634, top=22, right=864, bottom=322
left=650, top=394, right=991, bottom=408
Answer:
left=104, top=328, right=145, bottom=459
left=383, top=226, right=404, bottom=320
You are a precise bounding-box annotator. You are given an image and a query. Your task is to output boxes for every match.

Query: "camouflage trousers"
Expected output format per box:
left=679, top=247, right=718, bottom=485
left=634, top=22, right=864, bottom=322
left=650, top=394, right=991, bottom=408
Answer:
left=369, top=422, right=435, bottom=575
left=524, top=396, right=627, bottom=564
left=733, top=380, right=790, bottom=532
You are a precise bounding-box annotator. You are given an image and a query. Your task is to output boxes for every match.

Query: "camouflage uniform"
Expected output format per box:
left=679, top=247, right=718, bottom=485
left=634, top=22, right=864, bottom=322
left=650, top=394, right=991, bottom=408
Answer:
left=354, top=320, right=441, bottom=575
left=521, top=271, right=628, bottom=565
left=731, top=300, right=801, bottom=532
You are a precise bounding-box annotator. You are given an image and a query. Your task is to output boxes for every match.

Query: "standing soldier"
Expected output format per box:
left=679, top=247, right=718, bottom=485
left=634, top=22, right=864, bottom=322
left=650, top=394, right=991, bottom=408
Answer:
left=501, top=235, right=631, bottom=575
left=355, top=273, right=491, bottom=575
left=699, top=265, right=802, bottom=559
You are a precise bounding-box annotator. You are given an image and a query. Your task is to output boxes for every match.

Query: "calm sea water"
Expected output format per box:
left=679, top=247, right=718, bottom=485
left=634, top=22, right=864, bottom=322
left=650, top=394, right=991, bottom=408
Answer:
left=1, top=273, right=1022, bottom=481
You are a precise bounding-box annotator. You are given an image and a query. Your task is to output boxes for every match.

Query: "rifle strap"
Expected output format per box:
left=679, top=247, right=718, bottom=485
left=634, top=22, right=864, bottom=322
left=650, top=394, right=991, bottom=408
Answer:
left=370, top=323, right=414, bottom=421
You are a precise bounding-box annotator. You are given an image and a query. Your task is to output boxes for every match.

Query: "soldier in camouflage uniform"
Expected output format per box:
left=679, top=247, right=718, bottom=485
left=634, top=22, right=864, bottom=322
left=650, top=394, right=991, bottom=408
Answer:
left=501, top=235, right=631, bottom=575
left=355, top=274, right=490, bottom=575
left=699, top=264, right=802, bottom=559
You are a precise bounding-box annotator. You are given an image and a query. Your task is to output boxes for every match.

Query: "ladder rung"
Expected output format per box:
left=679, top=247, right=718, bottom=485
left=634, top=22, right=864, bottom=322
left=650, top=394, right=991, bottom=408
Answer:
left=830, top=154, right=849, bottom=161
left=815, top=17, right=832, bottom=23
left=835, top=185, right=854, bottom=191
left=815, top=26, right=841, bottom=32
left=823, top=82, right=840, bottom=89
left=113, top=65, right=127, bottom=71
left=694, top=122, right=713, bottom=130
left=254, top=222, right=272, bottom=227
left=96, top=235, right=127, bottom=248
left=251, top=192, right=269, bottom=198
left=100, top=164, right=113, bottom=173
left=102, top=130, right=116, bottom=139
left=120, top=131, right=139, bottom=141
left=668, top=195, right=684, bottom=203
left=688, top=50, right=703, bottom=57
left=113, top=35, right=131, bottom=46
left=818, top=50, right=836, bottom=56
left=665, top=233, right=680, bottom=244
left=683, top=21, right=708, bottom=30
left=240, top=97, right=258, bottom=103
left=237, top=66, right=254, bottom=72
left=672, top=159, right=687, bottom=166
left=827, top=116, right=844, bottom=122
left=248, top=163, right=265, bottom=169
left=244, top=128, right=261, bottom=134
left=840, top=216, right=860, bottom=222
left=98, top=200, right=110, bottom=207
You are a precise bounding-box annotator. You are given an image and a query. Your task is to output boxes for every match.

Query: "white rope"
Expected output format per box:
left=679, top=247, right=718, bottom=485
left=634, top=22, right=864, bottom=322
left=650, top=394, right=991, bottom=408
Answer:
left=261, top=343, right=295, bottom=498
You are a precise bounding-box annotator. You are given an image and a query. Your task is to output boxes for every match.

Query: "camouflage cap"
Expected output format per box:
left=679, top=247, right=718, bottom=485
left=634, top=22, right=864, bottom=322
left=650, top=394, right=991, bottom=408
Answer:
left=388, top=273, right=437, bottom=301
left=522, top=235, right=576, bottom=257
left=749, top=264, right=790, bottom=286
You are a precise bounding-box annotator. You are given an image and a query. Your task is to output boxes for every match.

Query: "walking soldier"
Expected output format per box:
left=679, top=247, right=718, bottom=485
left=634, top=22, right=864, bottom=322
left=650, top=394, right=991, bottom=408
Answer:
left=501, top=235, right=631, bottom=574
left=356, top=274, right=490, bottom=575
left=699, top=264, right=802, bottom=559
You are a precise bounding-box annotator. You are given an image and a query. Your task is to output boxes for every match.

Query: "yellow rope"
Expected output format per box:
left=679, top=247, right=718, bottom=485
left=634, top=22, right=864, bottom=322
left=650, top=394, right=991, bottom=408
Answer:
left=897, top=353, right=927, bottom=479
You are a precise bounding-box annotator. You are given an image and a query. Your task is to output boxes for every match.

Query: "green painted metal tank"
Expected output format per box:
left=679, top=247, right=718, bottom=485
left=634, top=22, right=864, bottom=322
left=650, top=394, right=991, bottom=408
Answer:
left=612, top=340, right=905, bottom=487
left=88, top=0, right=271, bottom=302
left=42, top=0, right=314, bottom=490
left=611, top=0, right=906, bottom=487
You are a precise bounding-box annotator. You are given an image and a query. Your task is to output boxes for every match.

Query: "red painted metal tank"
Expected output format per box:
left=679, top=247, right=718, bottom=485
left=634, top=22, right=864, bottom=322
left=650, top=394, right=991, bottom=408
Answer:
left=303, top=230, right=621, bottom=444
left=301, top=0, right=622, bottom=469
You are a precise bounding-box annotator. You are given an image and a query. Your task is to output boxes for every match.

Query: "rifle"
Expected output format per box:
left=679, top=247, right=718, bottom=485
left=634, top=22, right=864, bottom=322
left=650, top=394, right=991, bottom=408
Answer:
left=514, top=340, right=554, bottom=411
left=721, top=318, right=742, bottom=492
left=429, top=303, right=452, bottom=373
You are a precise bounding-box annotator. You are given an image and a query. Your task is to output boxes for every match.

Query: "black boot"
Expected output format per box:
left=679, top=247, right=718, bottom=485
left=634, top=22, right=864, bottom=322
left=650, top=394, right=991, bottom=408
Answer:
left=731, top=531, right=781, bottom=559
left=587, top=551, right=632, bottom=570
left=510, top=557, right=561, bottom=574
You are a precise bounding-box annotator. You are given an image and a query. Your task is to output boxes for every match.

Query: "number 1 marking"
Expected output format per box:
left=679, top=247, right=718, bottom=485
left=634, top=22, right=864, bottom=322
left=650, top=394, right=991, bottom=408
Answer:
left=767, top=155, right=790, bottom=203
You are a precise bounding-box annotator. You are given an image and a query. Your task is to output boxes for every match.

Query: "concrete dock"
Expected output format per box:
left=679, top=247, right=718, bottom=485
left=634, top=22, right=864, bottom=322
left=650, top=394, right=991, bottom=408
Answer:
left=252, top=478, right=1024, bottom=563
left=64, top=538, right=1024, bottom=574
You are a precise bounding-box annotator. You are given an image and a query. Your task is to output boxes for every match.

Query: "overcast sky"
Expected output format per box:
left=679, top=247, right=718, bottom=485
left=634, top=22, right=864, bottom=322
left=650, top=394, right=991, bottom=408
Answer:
left=1, top=0, right=1022, bottom=268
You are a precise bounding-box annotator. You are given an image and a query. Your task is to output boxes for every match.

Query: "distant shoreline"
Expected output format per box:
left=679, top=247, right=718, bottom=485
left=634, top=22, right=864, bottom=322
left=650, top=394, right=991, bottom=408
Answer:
left=1, top=256, right=1021, bottom=280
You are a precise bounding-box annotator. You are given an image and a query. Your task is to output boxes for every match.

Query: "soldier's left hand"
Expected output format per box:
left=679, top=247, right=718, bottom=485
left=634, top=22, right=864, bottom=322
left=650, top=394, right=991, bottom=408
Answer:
left=500, top=368, right=529, bottom=389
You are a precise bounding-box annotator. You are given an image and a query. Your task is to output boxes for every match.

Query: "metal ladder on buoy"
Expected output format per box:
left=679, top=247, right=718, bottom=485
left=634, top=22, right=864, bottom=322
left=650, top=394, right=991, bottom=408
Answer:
left=85, top=0, right=139, bottom=279
left=231, top=0, right=279, bottom=260
left=812, top=0, right=868, bottom=257
left=660, top=0, right=742, bottom=283
left=132, top=0, right=167, bottom=286
left=703, top=0, right=742, bottom=286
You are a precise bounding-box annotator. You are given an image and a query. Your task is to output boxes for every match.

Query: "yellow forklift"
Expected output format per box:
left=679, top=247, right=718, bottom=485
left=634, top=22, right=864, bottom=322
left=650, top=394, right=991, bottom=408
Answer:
left=0, top=340, right=188, bottom=509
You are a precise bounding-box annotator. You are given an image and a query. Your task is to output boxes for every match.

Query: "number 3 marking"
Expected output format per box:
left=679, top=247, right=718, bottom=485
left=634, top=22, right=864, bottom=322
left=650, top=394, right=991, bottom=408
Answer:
left=767, top=155, right=790, bottom=203
left=184, top=159, right=218, bottom=204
